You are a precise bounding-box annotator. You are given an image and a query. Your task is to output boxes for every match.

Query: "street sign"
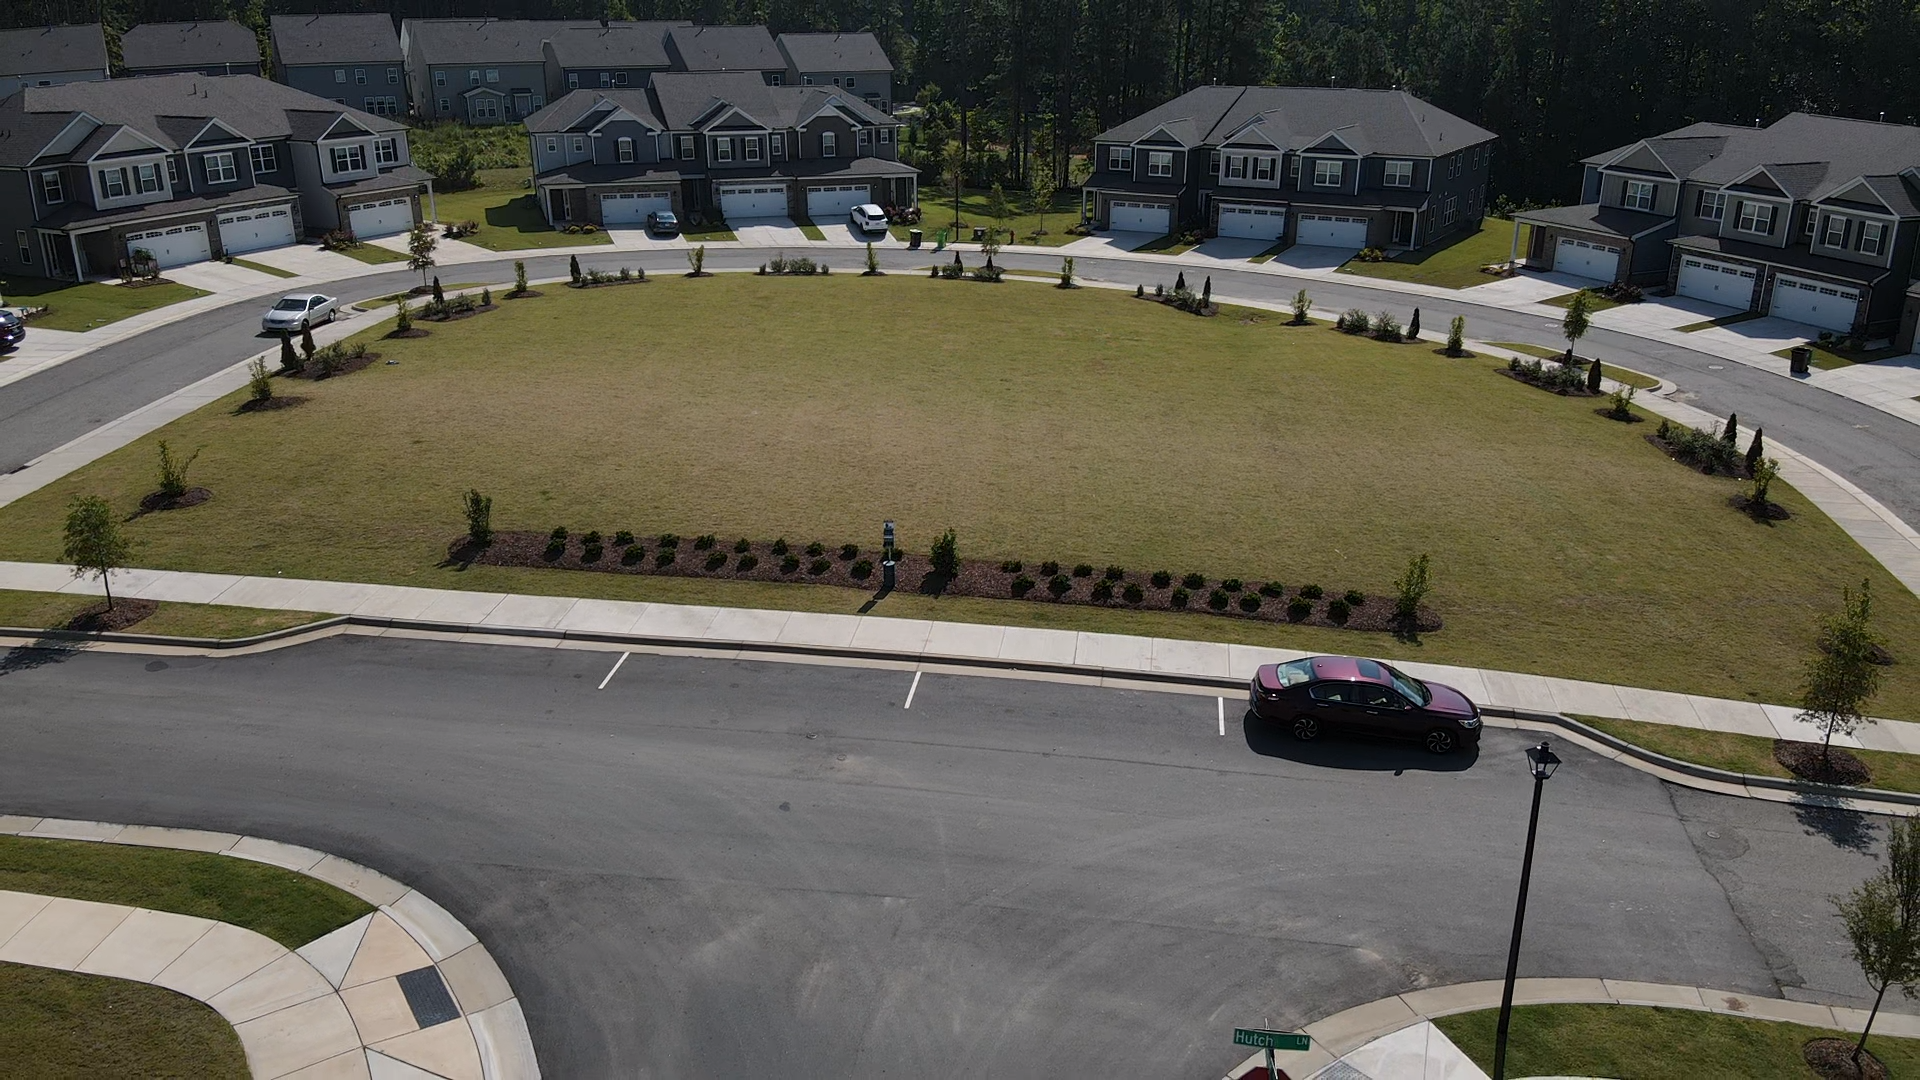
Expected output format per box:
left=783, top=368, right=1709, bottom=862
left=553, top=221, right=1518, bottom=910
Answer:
left=1234, top=1028, right=1310, bottom=1052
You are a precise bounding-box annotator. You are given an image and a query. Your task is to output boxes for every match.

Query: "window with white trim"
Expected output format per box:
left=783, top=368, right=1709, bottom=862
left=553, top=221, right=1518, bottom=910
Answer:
left=327, top=145, right=364, bottom=174
left=355, top=68, right=366, bottom=84
left=599, top=71, right=611, bottom=87
left=469, top=69, right=480, bottom=85
left=1146, top=150, right=1172, bottom=178
left=485, top=69, right=499, bottom=83
left=679, top=134, right=695, bottom=159
left=1289, top=155, right=1300, bottom=181
left=1224, top=154, right=1247, bottom=180
left=374, top=138, right=398, bottom=166
left=857, top=129, right=869, bottom=152
left=1696, top=189, right=1725, bottom=221
left=388, top=67, right=398, bottom=84
left=1860, top=221, right=1885, bottom=256
left=438, top=97, right=450, bottom=113
left=334, top=68, right=345, bottom=83
left=745, top=136, right=761, bottom=161
left=769, top=73, right=782, bottom=85
left=1107, top=145, right=1132, bottom=172
left=250, top=144, right=276, bottom=174
left=613, top=71, right=628, bottom=86
left=16, top=230, right=28, bottom=263
left=98, top=167, right=126, bottom=198
left=845, top=77, right=856, bottom=89
left=167, top=157, right=179, bottom=185
left=435, top=70, right=446, bottom=86
left=617, top=137, right=634, bottom=162
left=772, top=132, right=785, bottom=156
left=1312, top=158, right=1342, bottom=186
left=822, top=131, right=837, bottom=157
left=880, top=127, right=891, bottom=144
left=1736, top=201, right=1774, bottom=235
left=1384, top=159, right=1413, bottom=188
left=1823, top=215, right=1847, bottom=247
left=204, top=152, right=236, bottom=183
left=715, top=137, right=733, bottom=162
left=545, top=136, right=558, bottom=153
left=1254, top=155, right=1275, bottom=181
left=568, top=72, right=579, bottom=89
left=1623, top=180, right=1655, bottom=211
left=134, top=162, right=161, bottom=193
left=39, top=171, right=62, bottom=205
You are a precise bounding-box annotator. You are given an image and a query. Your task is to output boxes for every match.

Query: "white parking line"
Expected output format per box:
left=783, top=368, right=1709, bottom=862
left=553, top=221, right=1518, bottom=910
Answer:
left=904, top=670, right=923, bottom=709
left=597, top=651, right=629, bottom=690
left=1218, top=697, right=1225, bottom=736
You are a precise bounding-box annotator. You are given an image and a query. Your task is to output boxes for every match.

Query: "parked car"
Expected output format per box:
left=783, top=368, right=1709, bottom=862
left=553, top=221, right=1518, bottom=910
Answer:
left=261, top=293, right=337, bottom=334
left=648, top=209, right=680, bottom=235
left=851, top=204, right=888, bottom=232
left=0, top=308, right=23, bottom=351
left=1248, top=654, right=1482, bottom=754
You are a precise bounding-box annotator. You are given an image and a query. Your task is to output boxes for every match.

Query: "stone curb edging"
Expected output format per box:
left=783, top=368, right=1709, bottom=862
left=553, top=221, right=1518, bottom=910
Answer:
left=1219, top=976, right=1920, bottom=1080
left=9, top=614, right=1917, bottom=814
left=0, top=814, right=540, bottom=1080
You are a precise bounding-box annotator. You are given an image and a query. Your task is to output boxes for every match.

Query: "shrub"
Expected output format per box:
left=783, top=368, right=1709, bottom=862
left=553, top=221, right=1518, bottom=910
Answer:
left=154, top=440, right=199, bottom=498
left=1104, top=565, right=1125, bottom=581
left=1151, top=570, right=1172, bottom=588
left=804, top=541, right=825, bottom=557
left=1259, top=582, right=1284, bottom=598
left=1182, top=573, right=1206, bottom=590
left=840, top=543, right=860, bottom=561
left=931, top=528, right=959, bottom=576
left=481, top=286, right=492, bottom=306
left=772, top=537, right=790, bottom=556
left=1221, top=578, right=1242, bottom=592
left=737, top=553, right=759, bottom=571
left=1746, top=427, right=1766, bottom=474
left=247, top=356, right=273, bottom=402
left=734, top=537, right=751, bottom=553
left=1447, top=315, right=1465, bottom=357
left=1339, top=309, right=1371, bottom=335
left=394, top=296, right=413, bottom=335
left=622, top=544, right=645, bottom=564
left=1090, top=579, right=1114, bottom=602
left=278, top=333, right=300, bottom=373
left=1012, top=574, right=1036, bottom=596
left=1662, top=423, right=1739, bottom=473
left=1000, top=559, right=1023, bottom=573
left=658, top=532, right=679, bottom=548
left=550, top=526, right=569, bottom=542
left=1290, top=289, right=1311, bottom=324
left=852, top=558, right=874, bottom=579
left=704, top=550, right=727, bottom=570
left=1170, top=587, right=1190, bottom=609
left=1287, top=597, right=1313, bottom=621
left=544, top=537, right=566, bottom=560
left=582, top=540, right=604, bottom=563
left=1059, top=256, right=1075, bottom=288
left=463, top=489, right=492, bottom=546
left=1073, top=563, right=1094, bottom=578
left=1749, top=456, right=1781, bottom=510
left=1407, top=309, right=1421, bottom=338
left=1238, top=593, right=1261, bottom=612
left=1607, top=384, right=1637, bottom=420
left=1040, top=560, right=1060, bottom=576
left=1299, top=584, right=1323, bottom=600
left=781, top=554, right=801, bottom=573
left=1047, top=574, right=1071, bottom=596
left=693, top=533, right=716, bottom=550
left=1393, top=553, right=1432, bottom=623
left=1587, top=357, right=1603, bottom=393
left=1122, top=583, right=1144, bottom=603
left=614, top=530, right=635, bottom=546
left=580, top=530, right=602, bottom=546
left=1373, top=310, right=1402, bottom=341
left=809, top=557, right=831, bottom=575
left=656, top=548, right=676, bottom=567
left=1327, top=598, right=1351, bottom=622
left=514, top=260, right=527, bottom=294
left=1135, top=284, right=1145, bottom=298
left=1343, top=590, right=1366, bottom=607
left=687, top=244, right=706, bottom=275
left=1207, top=589, right=1230, bottom=610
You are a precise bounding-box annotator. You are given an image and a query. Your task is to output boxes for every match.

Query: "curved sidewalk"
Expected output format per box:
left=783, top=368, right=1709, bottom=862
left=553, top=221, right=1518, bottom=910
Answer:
left=0, top=815, right=538, bottom=1080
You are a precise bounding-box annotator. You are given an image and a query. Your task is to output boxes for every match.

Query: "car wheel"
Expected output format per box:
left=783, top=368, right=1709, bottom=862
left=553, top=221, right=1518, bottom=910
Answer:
left=1290, top=716, right=1319, bottom=742
left=1424, top=728, right=1457, bottom=755
left=299, top=320, right=309, bottom=331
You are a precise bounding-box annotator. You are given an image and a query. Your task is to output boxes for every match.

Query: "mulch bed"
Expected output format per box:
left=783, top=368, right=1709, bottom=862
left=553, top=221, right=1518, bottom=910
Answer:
left=1645, top=432, right=1750, bottom=477
left=1804, top=1037, right=1888, bottom=1080
left=456, top=532, right=1442, bottom=635
left=236, top=395, right=308, bottom=413
left=287, top=352, right=379, bottom=379
left=421, top=303, right=497, bottom=322
left=1730, top=494, right=1792, bottom=520
left=1594, top=405, right=1644, bottom=423
left=121, top=277, right=178, bottom=290
left=1774, top=740, right=1872, bottom=786
left=63, top=597, right=157, bottom=632
left=138, top=487, right=210, bottom=513
left=502, top=289, right=544, bottom=300
left=568, top=279, right=645, bottom=290
left=1500, top=367, right=1601, bottom=396
left=386, top=328, right=431, bottom=339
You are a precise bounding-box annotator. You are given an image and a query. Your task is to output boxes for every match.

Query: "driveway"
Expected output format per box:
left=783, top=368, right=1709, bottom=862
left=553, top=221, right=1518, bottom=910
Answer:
left=605, top=227, right=690, bottom=251
left=1459, top=268, right=1596, bottom=305
left=164, top=259, right=290, bottom=294
left=1181, top=237, right=1275, bottom=263
left=730, top=216, right=809, bottom=247
left=1267, top=244, right=1358, bottom=274
left=1692, top=315, right=1823, bottom=356
left=1592, top=295, right=1743, bottom=333
left=1059, top=230, right=1160, bottom=254
left=818, top=222, right=901, bottom=248
left=237, top=243, right=373, bottom=279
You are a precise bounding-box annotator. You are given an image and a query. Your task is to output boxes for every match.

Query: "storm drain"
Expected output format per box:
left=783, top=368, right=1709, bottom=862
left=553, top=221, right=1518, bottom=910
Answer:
left=397, top=965, right=462, bottom=1028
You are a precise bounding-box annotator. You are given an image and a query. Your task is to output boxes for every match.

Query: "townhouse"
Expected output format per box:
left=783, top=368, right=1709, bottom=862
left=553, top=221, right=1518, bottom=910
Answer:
left=542, top=21, right=685, bottom=97
left=0, top=24, right=109, bottom=97
left=401, top=19, right=552, bottom=125
left=0, top=74, right=432, bottom=281
left=1517, top=113, right=1920, bottom=341
left=1084, top=85, right=1496, bottom=250
left=270, top=13, right=407, bottom=117
left=774, top=32, right=893, bottom=113
left=524, top=70, right=913, bottom=227
left=120, top=21, right=260, bottom=77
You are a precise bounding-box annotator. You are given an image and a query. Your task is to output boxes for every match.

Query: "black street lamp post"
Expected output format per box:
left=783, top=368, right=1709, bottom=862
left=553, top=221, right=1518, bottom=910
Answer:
left=1491, top=740, right=1561, bottom=1080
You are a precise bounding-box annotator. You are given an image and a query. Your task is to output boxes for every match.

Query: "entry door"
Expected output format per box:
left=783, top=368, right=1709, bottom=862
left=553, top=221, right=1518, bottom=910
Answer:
left=548, top=188, right=569, bottom=223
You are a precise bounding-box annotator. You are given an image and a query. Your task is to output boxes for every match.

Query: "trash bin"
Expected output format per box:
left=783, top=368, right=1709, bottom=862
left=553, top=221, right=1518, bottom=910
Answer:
left=908, top=228, right=922, bottom=249
left=972, top=225, right=986, bottom=241
left=1789, top=345, right=1812, bottom=375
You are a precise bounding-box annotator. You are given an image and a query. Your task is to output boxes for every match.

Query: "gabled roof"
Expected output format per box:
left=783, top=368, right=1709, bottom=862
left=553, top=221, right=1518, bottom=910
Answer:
left=1827, top=175, right=1920, bottom=218
left=1136, top=119, right=1199, bottom=147
left=1591, top=112, right=1920, bottom=208
left=270, top=14, right=402, bottom=67
left=1092, top=85, right=1494, bottom=157
left=637, top=72, right=894, bottom=131
left=401, top=19, right=559, bottom=66
left=665, top=25, right=782, bottom=73
left=0, top=73, right=405, bottom=167
left=774, top=32, right=892, bottom=73
left=542, top=22, right=685, bottom=69
left=526, top=89, right=663, bottom=133
left=0, top=24, right=107, bottom=77
left=121, top=21, right=259, bottom=72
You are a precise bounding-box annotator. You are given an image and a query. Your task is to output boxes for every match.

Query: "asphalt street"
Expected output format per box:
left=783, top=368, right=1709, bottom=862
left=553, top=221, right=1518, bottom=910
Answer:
left=0, top=638, right=1887, bottom=1077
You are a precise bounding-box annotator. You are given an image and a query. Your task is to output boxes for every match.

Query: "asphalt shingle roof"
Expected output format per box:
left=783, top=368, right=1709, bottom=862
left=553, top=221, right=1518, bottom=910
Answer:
left=648, top=71, right=890, bottom=130
left=0, top=24, right=107, bottom=76
left=401, top=19, right=558, bottom=66
left=774, top=32, right=892, bottom=73
left=1092, top=85, right=1495, bottom=157
left=542, top=22, right=685, bottom=69
left=121, top=21, right=259, bottom=72
left=270, top=14, right=402, bottom=67
left=524, top=89, right=664, bottom=133
left=665, top=25, right=782, bottom=72
left=1586, top=112, right=1920, bottom=210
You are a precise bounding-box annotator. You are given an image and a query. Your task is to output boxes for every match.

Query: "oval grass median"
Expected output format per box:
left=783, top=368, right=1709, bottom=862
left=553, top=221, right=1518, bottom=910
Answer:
left=0, top=275, right=1916, bottom=717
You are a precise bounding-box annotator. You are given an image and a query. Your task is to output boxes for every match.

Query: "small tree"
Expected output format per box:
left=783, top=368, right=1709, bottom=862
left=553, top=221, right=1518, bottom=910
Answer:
left=944, top=141, right=966, bottom=228
left=1446, top=315, right=1466, bottom=357
left=1201, top=276, right=1212, bottom=307
left=1058, top=256, right=1075, bottom=288
left=63, top=495, right=129, bottom=611
left=155, top=439, right=200, bottom=498
left=246, top=356, right=272, bottom=402
left=1587, top=357, right=1604, bottom=393
left=1834, top=815, right=1920, bottom=1068
left=1028, top=167, right=1058, bottom=236
left=1393, top=553, right=1432, bottom=625
left=1407, top=308, right=1421, bottom=339
left=987, top=182, right=1012, bottom=227
left=688, top=244, right=706, bottom=275
left=300, top=323, right=316, bottom=364
left=430, top=275, right=444, bottom=305
left=930, top=528, right=959, bottom=577
left=865, top=242, right=880, bottom=275
left=1290, top=289, right=1310, bottom=325
left=1561, top=290, right=1593, bottom=360
left=1799, top=579, right=1886, bottom=766
left=395, top=295, right=413, bottom=333
left=980, top=230, right=1000, bottom=268
left=569, top=254, right=581, bottom=284
left=1748, top=456, right=1780, bottom=512
left=463, top=489, right=493, bottom=547
left=407, top=222, right=437, bottom=288
left=278, top=332, right=299, bottom=373
left=513, top=259, right=528, bottom=295
left=1175, top=271, right=1187, bottom=292
left=1746, top=427, right=1766, bottom=475
left=1721, top=411, right=1739, bottom=446
left=481, top=286, right=492, bottom=306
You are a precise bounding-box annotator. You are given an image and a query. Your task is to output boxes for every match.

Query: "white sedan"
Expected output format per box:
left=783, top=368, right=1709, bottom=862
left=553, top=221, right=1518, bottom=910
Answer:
left=261, top=293, right=338, bottom=334
left=850, top=204, right=889, bottom=232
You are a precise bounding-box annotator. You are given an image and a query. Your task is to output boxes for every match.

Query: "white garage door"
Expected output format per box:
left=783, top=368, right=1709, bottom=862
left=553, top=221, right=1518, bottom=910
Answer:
left=1217, top=203, right=1286, bottom=241
left=720, top=184, right=787, bottom=220
left=125, top=222, right=210, bottom=269
left=1554, top=237, right=1620, bottom=281
left=1295, top=214, right=1368, bottom=248
left=599, top=191, right=671, bottom=226
left=1675, top=256, right=1757, bottom=305
left=1109, top=200, right=1170, bottom=234
left=347, top=197, right=413, bottom=239
left=1768, top=275, right=1861, bottom=333
left=806, top=184, right=869, bottom=220
left=216, top=205, right=296, bottom=256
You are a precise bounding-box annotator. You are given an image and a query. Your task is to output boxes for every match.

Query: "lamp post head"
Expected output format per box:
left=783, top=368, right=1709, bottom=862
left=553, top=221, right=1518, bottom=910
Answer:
left=1526, top=740, right=1560, bottom=781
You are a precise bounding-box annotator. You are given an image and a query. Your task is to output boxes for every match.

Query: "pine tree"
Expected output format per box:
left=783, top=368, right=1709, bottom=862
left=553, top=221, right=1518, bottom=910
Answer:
left=1746, top=427, right=1766, bottom=474
left=569, top=255, right=581, bottom=283
left=431, top=276, right=444, bottom=305
left=1722, top=412, right=1739, bottom=445
left=1587, top=358, right=1603, bottom=392
left=1407, top=308, right=1420, bottom=338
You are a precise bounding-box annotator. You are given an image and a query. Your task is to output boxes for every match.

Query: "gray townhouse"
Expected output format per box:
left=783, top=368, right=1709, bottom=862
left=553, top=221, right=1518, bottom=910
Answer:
left=662, top=25, right=785, bottom=81
left=774, top=32, right=892, bottom=112
left=270, top=13, right=407, bottom=117
left=524, top=70, right=914, bottom=227
left=1516, top=112, right=1920, bottom=342
left=1084, top=85, right=1496, bottom=250
left=0, top=24, right=108, bottom=97
left=120, top=21, right=261, bottom=77
left=0, top=73, right=432, bottom=282
left=542, top=21, right=686, bottom=99
left=401, top=19, right=553, bottom=125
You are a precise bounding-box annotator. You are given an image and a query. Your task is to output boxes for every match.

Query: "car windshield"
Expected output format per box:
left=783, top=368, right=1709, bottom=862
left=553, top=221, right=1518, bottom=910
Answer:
left=1382, top=664, right=1431, bottom=706
left=1273, top=658, right=1314, bottom=687
left=657, top=212, right=676, bottom=221
left=273, top=299, right=308, bottom=311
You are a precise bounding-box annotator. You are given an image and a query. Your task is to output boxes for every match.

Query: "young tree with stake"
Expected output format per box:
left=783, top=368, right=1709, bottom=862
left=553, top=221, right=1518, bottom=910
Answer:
left=1028, top=168, right=1057, bottom=237
left=1799, top=579, right=1886, bottom=768
left=1834, top=814, right=1920, bottom=1069
left=1561, top=290, right=1592, bottom=361
left=63, top=495, right=129, bottom=611
left=407, top=222, right=437, bottom=288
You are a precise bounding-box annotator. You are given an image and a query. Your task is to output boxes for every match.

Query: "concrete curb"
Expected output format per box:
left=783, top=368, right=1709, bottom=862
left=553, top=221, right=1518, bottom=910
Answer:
left=0, top=815, right=541, bottom=1080
left=9, top=614, right=1918, bottom=814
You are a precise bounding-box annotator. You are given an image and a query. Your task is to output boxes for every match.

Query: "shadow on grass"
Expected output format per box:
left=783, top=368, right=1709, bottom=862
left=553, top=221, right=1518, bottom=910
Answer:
left=1241, top=711, right=1479, bottom=773
left=483, top=194, right=553, bottom=235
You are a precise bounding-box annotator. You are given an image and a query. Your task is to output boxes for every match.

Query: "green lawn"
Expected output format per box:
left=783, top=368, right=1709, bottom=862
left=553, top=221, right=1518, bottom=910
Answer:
left=1247, top=241, right=1289, bottom=263
left=1337, top=218, right=1528, bottom=289
left=1486, top=344, right=1660, bottom=389
left=797, top=220, right=828, bottom=241
left=1133, top=234, right=1198, bottom=255
left=897, top=187, right=1083, bottom=246
left=682, top=223, right=738, bottom=242
left=1543, top=288, right=1624, bottom=311
left=1774, top=341, right=1907, bottom=371
left=1677, top=310, right=1767, bottom=333
left=4, top=277, right=1919, bottom=716
left=230, top=257, right=296, bottom=279
left=0, top=835, right=370, bottom=949
left=1577, top=714, right=1920, bottom=794
left=407, top=122, right=531, bottom=174
left=332, top=242, right=408, bottom=266
left=432, top=168, right=610, bottom=251
left=0, top=963, right=248, bottom=1079
left=0, top=589, right=318, bottom=639
left=3, top=277, right=210, bottom=333
left=1436, top=1003, right=1920, bottom=1079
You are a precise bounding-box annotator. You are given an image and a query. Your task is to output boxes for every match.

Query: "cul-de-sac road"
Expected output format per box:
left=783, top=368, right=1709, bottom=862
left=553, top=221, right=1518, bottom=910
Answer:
left=0, top=637, right=1884, bottom=1076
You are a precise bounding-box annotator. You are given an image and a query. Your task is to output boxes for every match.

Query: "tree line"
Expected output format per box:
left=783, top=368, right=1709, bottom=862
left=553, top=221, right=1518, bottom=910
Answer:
left=5, top=0, right=1914, bottom=203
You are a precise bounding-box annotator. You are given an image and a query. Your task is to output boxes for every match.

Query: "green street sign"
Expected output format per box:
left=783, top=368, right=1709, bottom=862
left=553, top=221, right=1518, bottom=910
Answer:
left=1234, top=1028, right=1310, bottom=1052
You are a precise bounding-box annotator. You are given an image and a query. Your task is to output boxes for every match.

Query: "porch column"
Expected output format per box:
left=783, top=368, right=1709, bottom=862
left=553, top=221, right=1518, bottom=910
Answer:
left=68, top=233, right=84, bottom=281
left=427, top=181, right=438, bottom=224
left=1509, top=218, right=1521, bottom=269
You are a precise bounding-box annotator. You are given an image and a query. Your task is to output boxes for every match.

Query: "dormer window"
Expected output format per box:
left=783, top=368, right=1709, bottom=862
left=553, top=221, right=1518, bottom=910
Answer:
left=1623, top=180, right=1654, bottom=211
left=617, top=137, right=634, bottom=162
left=822, top=131, right=836, bottom=157
left=1224, top=154, right=1247, bottom=180
left=1736, top=201, right=1774, bottom=235
left=134, top=162, right=161, bottom=193
left=1253, top=156, right=1274, bottom=181
left=39, top=171, right=62, bottom=205
left=1146, top=150, right=1172, bottom=178
left=99, top=168, right=126, bottom=198
left=715, top=137, right=733, bottom=162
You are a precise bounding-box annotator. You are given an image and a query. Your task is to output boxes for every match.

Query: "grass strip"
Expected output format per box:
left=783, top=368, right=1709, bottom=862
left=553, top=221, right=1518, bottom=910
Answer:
left=229, top=258, right=297, bottom=279
left=1574, top=714, right=1920, bottom=795
left=1675, top=311, right=1767, bottom=332
left=0, top=962, right=249, bottom=1079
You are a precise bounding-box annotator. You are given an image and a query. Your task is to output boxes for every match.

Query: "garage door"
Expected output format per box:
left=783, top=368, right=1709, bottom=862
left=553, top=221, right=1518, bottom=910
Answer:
left=1295, top=214, right=1368, bottom=248
left=216, top=205, right=296, bottom=256
left=1109, top=200, right=1170, bottom=234
left=600, top=191, right=671, bottom=226
left=806, top=184, right=869, bottom=220
left=1554, top=237, right=1620, bottom=281
left=1217, top=203, right=1286, bottom=241
left=1768, top=275, right=1861, bottom=333
left=125, top=222, right=210, bottom=269
left=1675, top=256, right=1757, bottom=305
left=347, top=197, right=413, bottom=239
left=719, top=184, right=787, bottom=220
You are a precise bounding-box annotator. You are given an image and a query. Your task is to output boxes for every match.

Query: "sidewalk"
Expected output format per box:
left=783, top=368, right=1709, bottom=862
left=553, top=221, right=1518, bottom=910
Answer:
left=0, top=815, right=537, bottom=1080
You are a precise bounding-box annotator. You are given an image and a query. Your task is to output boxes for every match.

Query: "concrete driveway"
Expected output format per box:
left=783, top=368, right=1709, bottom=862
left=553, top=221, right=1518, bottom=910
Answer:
left=1059, top=230, right=1160, bottom=254
left=1692, top=315, right=1822, bottom=355
left=165, top=259, right=290, bottom=294
left=606, top=226, right=690, bottom=250
left=1181, top=237, right=1275, bottom=263
left=819, top=222, right=901, bottom=248
left=1459, top=268, right=1597, bottom=304
left=730, top=216, right=809, bottom=247
left=1593, top=295, right=1743, bottom=333
left=1268, top=244, right=1358, bottom=274
left=237, top=243, right=373, bottom=279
